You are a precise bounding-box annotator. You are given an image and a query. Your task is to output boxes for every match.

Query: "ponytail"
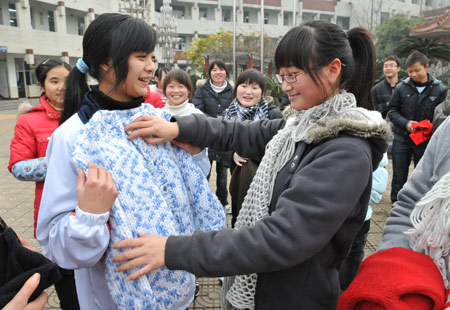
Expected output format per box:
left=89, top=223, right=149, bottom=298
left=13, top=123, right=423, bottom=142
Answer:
left=343, top=27, right=376, bottom=110
left=275, top=21, right=376, bottom=110
left=60, top=67, right=89, bottom=125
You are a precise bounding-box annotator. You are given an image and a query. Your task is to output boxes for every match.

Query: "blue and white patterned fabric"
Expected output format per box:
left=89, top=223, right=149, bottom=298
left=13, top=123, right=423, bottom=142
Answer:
left=72, top=104, right=225, bottom=309
left=11, top=157, right=47, bottom=182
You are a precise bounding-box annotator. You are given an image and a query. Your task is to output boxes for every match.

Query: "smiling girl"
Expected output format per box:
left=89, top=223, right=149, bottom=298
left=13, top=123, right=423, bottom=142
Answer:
left=112, top=20, right=391, bottom=310
left=36, top=13, right=224, bottom=310
left=8, top=59, right=79, bottom=309
left=224, top=69, right=282, bottom=226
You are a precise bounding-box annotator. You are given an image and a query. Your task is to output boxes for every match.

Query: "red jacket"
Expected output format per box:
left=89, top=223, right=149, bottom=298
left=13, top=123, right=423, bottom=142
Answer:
left=8, top=96, right=61, bottom=236
left=144, top=85, right=164, bottom=108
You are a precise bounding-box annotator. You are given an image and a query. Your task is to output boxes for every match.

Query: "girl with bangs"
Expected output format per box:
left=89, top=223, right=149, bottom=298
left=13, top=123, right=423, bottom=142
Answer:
left=37, top=13, right=224, bottom=309
left=111, top=20, right=390, bottom=309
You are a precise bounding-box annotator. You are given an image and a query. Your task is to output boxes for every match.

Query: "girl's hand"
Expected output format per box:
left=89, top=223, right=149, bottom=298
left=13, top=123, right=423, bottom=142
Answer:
left=112, top=233, right=168, bottom=281
left=125, top=115, right=179, bottom=144
left=77, top=162, right=118, bottom=214
left=4, top=273, right=48, bottom=310
left=233, top=152, right=248, bottom=166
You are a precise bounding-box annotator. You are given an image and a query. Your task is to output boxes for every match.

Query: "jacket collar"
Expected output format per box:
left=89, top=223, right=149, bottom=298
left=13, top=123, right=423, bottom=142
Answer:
left=32, top=95, right=61, bottom=120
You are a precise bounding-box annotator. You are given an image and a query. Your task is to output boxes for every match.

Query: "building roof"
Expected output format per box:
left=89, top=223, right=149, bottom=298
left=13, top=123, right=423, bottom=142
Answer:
left=410, top=9, right=450, bottom=38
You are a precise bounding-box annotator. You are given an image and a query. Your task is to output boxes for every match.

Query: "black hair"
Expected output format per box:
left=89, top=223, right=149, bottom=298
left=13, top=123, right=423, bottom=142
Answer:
left=232, top=69, right=266, bottom=99
left=61, top=13, right=157, bottom=124
left=406, top=50, right=429, bottom=67
left=274, top=20, right=376, bottom=110
left=208, top=60, right=229, bottom=79
left=383, top=55, right=401, bottom=67
left=36, top=59, right=72, bottom=89
left=163, top=69, right=193, bottom=97
left=155, top=67, right=170, bottom=80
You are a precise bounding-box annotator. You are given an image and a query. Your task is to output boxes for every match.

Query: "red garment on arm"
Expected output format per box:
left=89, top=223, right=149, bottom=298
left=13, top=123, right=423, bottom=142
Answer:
left=144, top=86, right=164, bottom=108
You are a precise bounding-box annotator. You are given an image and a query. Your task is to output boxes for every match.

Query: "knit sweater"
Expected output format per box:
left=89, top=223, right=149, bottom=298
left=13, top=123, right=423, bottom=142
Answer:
left=72, top=105, right=226, bottom=309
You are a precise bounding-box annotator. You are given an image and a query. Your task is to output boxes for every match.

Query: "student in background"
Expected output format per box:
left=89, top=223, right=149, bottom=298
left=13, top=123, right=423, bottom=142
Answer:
left=387, top=51, right=447, bottom=203
left=8, top=58, right=79, bottom=309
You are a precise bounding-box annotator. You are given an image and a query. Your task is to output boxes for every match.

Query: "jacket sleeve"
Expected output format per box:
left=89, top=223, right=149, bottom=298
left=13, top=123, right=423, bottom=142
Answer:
left=193, top=86, right=210, bottom=117
left=372, top=87, right=388, bottom=116
left=387, top=85, right=410, bottom=131
left=8, top=115, right=37, bottom=171
left=165, top=138, right=372, bottom=276
left=377, top=117, right=450, bottom=251
left=36, top=118, right=110, bottom=269
left=174, top=113, right=284, bottom=161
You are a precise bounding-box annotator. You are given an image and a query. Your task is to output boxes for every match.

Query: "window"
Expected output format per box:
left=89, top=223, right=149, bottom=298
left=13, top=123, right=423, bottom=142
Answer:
left=78, top=17, right=84, bottom=35
left=173, top=6, right=185, bottom=19
left=244, top=10, right=250, bottom=23
left=199, top=7, right=207, bottom=20
left=30, top=7, right=35, bottom=29
left=175, top=36, right=186, bottom=50
left=283, top=11, right=292, bottom=26
left=48, top=11, right=55, bottom=31
left=0, top=7, right=4, bottom=25
left=264, top=12, right=269, bottom=24
left=425, top=0, right=433, bottom=5
left=336, top=16, right=349, bottom=30
left=412, top=0, right=419, bottom=3
left=222, top=8, right=231, bottom=22
left=302, top=12, right=316, bottom=22
left=320, top=14, right=333, bottom=22
left=9, top=3, right=17, bottom=27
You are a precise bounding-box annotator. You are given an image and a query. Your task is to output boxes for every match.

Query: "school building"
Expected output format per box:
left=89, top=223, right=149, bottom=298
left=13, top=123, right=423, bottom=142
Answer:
left=0, top=0, right=448, bottom=100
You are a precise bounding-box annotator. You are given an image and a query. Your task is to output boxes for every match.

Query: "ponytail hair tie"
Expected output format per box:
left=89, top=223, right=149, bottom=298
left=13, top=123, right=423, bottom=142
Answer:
left=76, top=58, right=89, bottom=74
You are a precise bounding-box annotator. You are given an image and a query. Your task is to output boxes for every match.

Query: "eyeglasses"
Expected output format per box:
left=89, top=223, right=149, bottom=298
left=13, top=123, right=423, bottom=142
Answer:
left=383, top=64, right=398, bottom=68
left=276, top=71, right=306, bottom=84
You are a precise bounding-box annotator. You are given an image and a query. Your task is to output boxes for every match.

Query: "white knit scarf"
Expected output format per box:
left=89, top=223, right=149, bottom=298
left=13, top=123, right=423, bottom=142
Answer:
left=407, top=170, right=450, bottom=289
left=223, top=91, right=379, bottom=309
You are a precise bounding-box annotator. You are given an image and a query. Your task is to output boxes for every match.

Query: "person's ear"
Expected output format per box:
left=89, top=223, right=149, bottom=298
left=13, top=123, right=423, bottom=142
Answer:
left=425, top=64, right=430, bottom=71
left=38, top=82, right=44, bottom=93
left=325, top=58, right=342, bottom=86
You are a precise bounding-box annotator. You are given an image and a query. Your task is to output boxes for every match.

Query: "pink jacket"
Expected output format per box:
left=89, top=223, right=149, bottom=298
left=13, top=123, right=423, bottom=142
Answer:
left=8, top=95, right=61, bottom=236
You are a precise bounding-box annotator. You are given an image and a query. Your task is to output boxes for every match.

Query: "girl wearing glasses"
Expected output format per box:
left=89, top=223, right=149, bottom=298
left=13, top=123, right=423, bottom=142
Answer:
left=112, top=20, right=390, bottom=309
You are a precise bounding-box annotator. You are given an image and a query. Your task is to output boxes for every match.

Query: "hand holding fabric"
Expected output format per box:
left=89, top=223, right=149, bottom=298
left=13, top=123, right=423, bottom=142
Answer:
left=3, top=273, right=48, bottom=310
left=112, top=233, right=168, bottom=280
left=77, top=162, right=118, bottom=214
left=125, top=115, right=179, bottom=144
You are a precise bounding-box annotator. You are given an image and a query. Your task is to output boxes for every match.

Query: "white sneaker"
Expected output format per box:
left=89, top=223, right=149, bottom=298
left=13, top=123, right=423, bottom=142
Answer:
left=224, top=204, right=232, bottom=214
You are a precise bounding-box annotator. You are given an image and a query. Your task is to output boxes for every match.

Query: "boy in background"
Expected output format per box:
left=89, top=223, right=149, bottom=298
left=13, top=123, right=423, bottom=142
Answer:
left=387, top=51, right=447, bottom=203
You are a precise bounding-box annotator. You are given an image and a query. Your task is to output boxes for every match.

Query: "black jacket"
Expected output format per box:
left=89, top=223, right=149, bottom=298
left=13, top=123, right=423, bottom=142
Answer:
left=387, top=74, right=447, bottom=139
left=193, top=79, right=233, bottom=117
left=165, top=113, right=388, bottom=310
left=372, top=78, right=398, bottom=118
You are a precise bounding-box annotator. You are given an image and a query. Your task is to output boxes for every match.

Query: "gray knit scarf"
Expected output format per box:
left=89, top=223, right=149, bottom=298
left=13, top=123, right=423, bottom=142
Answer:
left=223, top=91, right=387, bottom=309
left=407, top=170, right=450, bottom=289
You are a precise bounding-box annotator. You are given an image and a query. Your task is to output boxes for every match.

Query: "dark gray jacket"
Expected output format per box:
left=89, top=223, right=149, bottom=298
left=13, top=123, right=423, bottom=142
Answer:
left=387, top=74, right=447, bottom=139
left=193, top=79, right=233, bottom=118
left=372, top=78, right=398, bottom=118
left=165, top=113, right=388, bottom=309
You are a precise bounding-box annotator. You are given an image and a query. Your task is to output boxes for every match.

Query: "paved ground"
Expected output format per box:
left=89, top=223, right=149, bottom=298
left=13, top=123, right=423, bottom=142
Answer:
left=0, top=99, right=393, bottom=309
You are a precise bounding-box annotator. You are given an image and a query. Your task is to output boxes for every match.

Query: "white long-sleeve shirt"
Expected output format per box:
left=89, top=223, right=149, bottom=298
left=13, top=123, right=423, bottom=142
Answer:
left=37, top=112, right=209, bottom=310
